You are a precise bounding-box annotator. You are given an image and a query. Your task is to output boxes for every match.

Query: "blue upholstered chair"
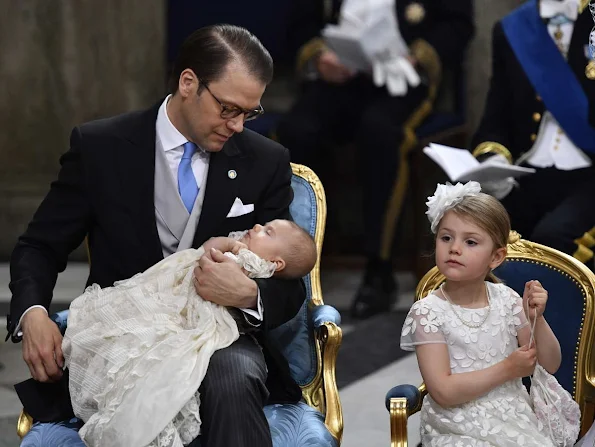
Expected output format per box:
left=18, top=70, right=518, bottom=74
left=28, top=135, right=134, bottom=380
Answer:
left=17, top=163, right=343, bottom=447
left=385, top=231, right=595, bottom=446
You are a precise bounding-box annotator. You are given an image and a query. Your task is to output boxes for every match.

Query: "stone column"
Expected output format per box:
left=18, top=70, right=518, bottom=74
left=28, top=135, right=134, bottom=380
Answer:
left=0, top=0, right=166, bottom=259
left=466, top=0, right=522, bottom=133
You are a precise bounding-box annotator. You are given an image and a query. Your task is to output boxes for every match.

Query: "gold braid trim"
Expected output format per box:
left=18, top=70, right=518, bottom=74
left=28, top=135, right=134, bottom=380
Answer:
left=409, top=39, right=442, bottom=88
left=472, top=141, right=514, bottom=164
left=573, top=226, right=595, bottom=263
left=579, top=0, right=589, bottom=13
left=296, top=38, right=328, bottom=74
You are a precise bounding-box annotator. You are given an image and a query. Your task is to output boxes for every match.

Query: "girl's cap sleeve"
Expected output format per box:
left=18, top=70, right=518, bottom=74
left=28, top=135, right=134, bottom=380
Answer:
left=400, top=297, right=447, bottom=351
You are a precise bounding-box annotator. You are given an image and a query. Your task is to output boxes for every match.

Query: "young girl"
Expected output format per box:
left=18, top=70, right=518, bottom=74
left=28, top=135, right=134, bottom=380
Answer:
left=401, top=182, right=565, bottom=446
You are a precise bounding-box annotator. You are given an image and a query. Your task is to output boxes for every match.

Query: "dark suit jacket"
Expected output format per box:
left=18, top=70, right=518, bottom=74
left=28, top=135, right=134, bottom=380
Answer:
left=9, top=101, right=306, bottom=421
left=471, top=9, right=595, bottom=159
left=287, top=0, right=474, bottom=73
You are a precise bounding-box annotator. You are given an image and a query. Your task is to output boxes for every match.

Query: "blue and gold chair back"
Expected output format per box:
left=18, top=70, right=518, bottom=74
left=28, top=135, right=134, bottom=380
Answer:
left=386, top=231, right=595, bottom=446
left=17, top=163, right=343, bottom=447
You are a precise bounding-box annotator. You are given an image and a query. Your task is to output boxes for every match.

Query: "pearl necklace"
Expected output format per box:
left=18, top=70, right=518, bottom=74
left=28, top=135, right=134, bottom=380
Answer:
left=440, top=283, right=491, bottom=329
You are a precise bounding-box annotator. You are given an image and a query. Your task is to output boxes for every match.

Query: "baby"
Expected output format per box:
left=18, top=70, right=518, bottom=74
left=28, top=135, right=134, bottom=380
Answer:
left=203, top=219, right=318, bottom=280
left=62, top=219, right=317, bottom=447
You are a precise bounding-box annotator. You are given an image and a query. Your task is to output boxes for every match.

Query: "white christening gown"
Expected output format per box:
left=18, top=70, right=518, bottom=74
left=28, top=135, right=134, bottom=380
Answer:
left=401, top=281, right=556, bottom=447
left=63, top=235, right=275, bottom=447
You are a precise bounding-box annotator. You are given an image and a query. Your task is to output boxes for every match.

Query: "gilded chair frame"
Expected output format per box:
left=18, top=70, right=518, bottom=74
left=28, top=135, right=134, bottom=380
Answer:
left=389, top=231, right=595, bottom=446
left=290, top=163, right=343, bottom=443
left=18, top=163, right=344, bottom=444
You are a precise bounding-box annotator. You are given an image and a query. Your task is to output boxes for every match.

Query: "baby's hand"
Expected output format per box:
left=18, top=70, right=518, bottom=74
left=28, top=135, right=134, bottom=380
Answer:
left=505, top=343, right=537, bottom=379
left=230, top=241, right=248, bottom=255
left=523, top=280, right=548, bottom=321
left=202, top=237, right=243, bottom=259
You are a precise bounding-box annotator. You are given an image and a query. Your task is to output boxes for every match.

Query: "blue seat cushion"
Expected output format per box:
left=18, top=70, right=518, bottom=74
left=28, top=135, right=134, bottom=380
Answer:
left=494, top=261, right=585, bottom=394
left=21, top=403, right=337, bottom=447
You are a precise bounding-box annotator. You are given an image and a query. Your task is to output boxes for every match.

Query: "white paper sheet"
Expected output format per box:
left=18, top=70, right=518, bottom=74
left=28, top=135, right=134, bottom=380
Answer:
left=423, top=143, right=535, bottom=183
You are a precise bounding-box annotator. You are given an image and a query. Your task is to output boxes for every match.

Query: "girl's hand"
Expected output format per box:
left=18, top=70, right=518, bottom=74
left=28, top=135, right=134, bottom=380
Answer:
left=523, top=280, right=548, bottom=320
left=505, top=343, right=537, bottom=379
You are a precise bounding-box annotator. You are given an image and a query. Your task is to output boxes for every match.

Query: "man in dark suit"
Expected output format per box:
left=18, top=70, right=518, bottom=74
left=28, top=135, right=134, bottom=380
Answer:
left=472, top=0, right=595, bottom=264
left=276, top=0, right=474, bottom=318
left=8, top=24, right=305, bottom=447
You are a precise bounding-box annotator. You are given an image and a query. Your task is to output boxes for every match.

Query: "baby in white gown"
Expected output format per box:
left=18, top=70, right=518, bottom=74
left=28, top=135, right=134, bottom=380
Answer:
left=62, top=219, right=317, bottom=447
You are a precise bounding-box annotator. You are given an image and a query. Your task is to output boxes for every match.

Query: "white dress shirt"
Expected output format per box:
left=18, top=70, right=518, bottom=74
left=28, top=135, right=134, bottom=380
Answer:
left=524, top=19, right=592, bottom=170
left=15, top=96, right=262, bottom=336
left=156, top=95, right=263, bottom=323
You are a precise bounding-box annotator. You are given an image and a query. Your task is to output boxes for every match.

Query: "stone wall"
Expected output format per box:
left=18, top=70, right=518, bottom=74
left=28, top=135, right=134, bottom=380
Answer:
left=0, top=0, right=166, bottom=259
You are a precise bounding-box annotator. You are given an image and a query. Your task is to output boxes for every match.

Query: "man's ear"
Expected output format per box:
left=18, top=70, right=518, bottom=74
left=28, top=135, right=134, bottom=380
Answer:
left=273, top=258, right=286, bottom=273
left=489, top=247, right=507, bottom=270
left=179, top=68, right=198, bottom=98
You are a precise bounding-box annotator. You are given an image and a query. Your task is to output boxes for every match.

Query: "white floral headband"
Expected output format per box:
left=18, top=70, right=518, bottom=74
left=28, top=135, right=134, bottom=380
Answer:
left=426, top=181, right=482, bottom=233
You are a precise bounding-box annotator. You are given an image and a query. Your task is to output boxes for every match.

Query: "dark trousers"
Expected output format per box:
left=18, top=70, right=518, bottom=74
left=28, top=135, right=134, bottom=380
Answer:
left=502, top=165, right=595, bottom=260
left=277, top=75, right=430, bottom=260
left=189, top=334, right=271, bottom=447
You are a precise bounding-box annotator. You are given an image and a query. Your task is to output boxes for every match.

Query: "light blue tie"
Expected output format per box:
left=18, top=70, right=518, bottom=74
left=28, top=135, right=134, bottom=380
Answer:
left=178, top=142, right=199, bottom=213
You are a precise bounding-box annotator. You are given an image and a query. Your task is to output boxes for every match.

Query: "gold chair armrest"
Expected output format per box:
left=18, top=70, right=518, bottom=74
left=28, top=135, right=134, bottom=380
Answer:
left=388, top=383, right=427, bottom=446
left=17, top=409, right=33, bottom=439
left=390, top=397, right=409, bottom=447
left=318, top=321, right=343, bottom=443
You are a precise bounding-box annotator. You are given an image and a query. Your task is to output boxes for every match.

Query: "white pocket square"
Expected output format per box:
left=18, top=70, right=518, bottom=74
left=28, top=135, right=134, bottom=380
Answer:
left=226, top=197, right=254, bottom=218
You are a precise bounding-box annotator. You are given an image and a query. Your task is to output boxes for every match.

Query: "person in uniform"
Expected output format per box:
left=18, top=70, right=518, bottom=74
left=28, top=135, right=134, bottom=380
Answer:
left=472, top=0, right=595, bottom=265
left=277, top=0, right=474, bottom=318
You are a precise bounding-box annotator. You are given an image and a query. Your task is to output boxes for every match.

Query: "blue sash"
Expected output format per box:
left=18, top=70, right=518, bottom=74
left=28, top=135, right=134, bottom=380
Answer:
left=502, top=0, right=595, bottom=153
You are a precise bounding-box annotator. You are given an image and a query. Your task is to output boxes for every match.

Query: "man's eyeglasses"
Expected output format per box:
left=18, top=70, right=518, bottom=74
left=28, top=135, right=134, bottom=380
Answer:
left=202, top=84, right=264, bottom=122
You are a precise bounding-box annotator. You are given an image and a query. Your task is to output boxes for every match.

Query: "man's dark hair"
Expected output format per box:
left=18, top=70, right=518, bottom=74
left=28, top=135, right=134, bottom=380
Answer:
left=168, top=24, right=273, bottom=93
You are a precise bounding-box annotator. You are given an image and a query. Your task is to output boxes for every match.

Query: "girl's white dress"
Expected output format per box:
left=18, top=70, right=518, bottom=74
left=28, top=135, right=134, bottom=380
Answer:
left=401, top=281, right=556, bottom=447
left=63, top=236, right=275, bottom=447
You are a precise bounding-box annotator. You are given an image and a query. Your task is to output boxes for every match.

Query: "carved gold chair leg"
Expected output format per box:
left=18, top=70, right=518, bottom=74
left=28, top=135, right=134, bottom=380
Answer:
left=390, top=397, right=409, bottom=447
left=17, top=409, right=33, bottom=439
left=320, top=322, right=343, bottom=443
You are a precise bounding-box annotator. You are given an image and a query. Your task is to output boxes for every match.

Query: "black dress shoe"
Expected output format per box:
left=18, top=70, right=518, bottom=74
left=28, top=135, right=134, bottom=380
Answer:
left=350, top=261, right=397, bottom=319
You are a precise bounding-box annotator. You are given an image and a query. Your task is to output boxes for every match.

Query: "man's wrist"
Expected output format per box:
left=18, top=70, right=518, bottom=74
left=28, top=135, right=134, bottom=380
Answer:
left=241, top=279, right=259, bottom=309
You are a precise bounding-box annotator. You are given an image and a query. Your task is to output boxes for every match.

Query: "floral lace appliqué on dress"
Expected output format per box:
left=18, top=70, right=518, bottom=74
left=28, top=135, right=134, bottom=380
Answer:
left=401, top=282, right=557, bottom=447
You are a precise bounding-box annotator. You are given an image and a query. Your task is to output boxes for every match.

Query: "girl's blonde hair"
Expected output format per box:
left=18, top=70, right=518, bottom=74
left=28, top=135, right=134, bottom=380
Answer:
left=441, top=193, right=511, bottom=281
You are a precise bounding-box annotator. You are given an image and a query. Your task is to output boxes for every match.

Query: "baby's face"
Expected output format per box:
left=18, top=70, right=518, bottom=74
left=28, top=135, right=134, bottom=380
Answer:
left=240, top=220, right=294, bottom=261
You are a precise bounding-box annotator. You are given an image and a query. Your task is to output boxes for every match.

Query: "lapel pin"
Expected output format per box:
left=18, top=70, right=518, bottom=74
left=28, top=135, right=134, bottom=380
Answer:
left=228, top=169, right=237, bottom=179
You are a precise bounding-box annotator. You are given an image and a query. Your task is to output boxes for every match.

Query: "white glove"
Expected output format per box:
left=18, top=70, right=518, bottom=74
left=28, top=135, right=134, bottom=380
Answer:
left=371, top=55, right=420, bottom=96
left=480, top=154, right=516, bottom=200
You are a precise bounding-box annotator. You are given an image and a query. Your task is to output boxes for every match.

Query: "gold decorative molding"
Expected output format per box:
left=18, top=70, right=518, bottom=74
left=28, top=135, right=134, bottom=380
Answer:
left=472, top=141, right=514, bottom=164
left=409, top=39, right=442, bottom=88
left=296, top=38, right=328, bottom=75
left=291, top=163, right=327, bottom=307
left=17, top=410, right=32, bottom=439
left=291, top=163, right=344, bottom=443
left=390, top=398, right=409, bottom=447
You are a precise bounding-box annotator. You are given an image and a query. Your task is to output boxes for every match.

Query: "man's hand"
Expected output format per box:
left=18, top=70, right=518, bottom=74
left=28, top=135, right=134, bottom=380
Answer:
left=317, top=50, right=355, bottom=84
left=194, top=248, right=258, bottom=308
left=21, top=308, right=64, bottom=382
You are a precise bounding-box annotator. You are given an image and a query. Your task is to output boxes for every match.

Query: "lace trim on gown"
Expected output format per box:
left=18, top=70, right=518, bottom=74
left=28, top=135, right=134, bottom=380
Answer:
left=63, top=232, right=275, bottom=447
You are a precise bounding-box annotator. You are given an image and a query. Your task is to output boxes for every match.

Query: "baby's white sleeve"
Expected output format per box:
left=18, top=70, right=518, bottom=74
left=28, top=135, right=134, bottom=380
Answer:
left=400, top=298, right=447, bottom=351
